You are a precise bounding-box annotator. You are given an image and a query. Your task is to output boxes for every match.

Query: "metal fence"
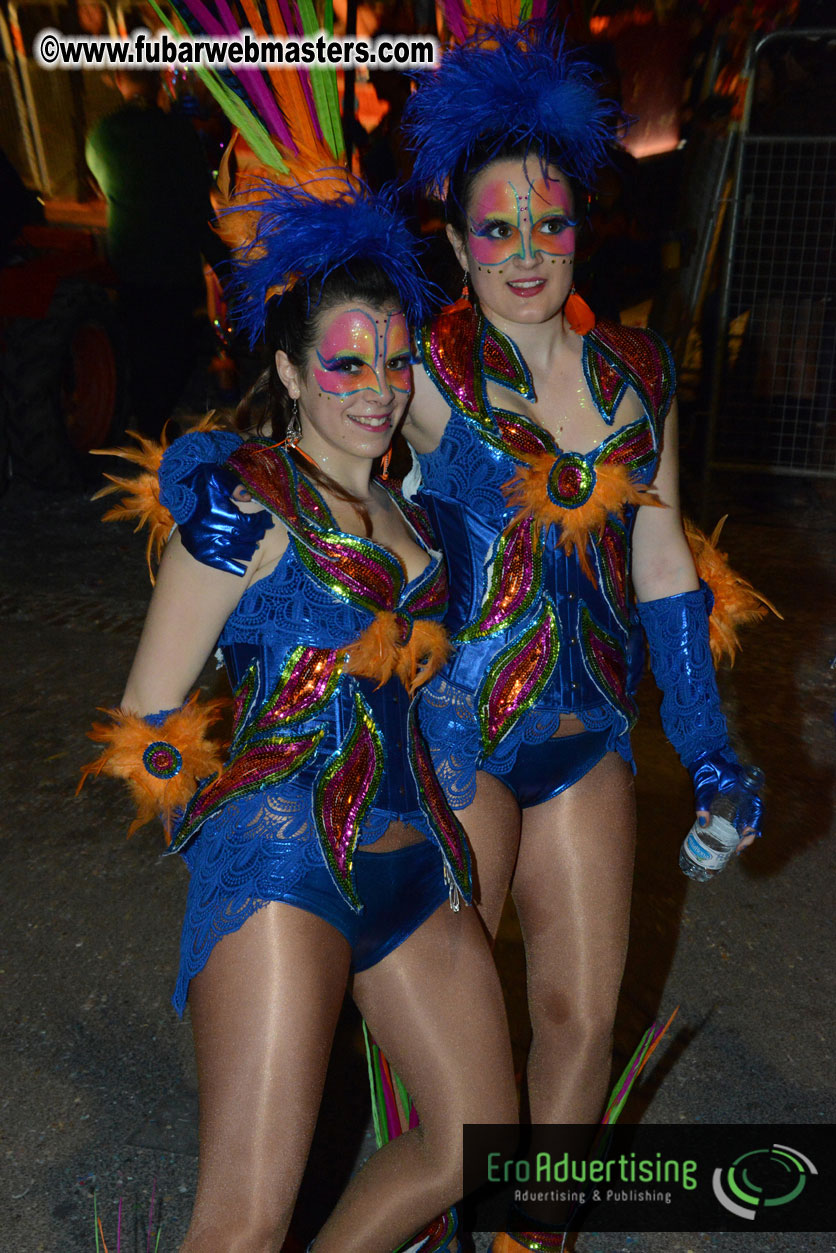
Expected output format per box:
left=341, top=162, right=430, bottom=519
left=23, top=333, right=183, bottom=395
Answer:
left=707, top=29, right=836, bottom=478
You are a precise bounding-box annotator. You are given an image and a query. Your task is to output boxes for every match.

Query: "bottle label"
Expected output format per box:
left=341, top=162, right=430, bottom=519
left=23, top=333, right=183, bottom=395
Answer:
left=684, top=821, right=737, bottom=872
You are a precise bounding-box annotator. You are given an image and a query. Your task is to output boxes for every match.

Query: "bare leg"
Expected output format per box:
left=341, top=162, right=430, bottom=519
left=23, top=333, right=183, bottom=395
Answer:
left=313, top=901, right=518, bottom=1253
left=181, top=903, right=352, bottom=1253
left=512, top=752, right=636, bottom=1124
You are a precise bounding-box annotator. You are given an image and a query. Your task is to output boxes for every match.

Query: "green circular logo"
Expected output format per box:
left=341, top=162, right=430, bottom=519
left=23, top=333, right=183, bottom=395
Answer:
left=713, top=1143, right=817, bottom=1220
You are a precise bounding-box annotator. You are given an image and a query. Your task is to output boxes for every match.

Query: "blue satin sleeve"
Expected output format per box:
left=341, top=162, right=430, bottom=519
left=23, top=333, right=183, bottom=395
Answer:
left=159, top=431, right=272, bottom=577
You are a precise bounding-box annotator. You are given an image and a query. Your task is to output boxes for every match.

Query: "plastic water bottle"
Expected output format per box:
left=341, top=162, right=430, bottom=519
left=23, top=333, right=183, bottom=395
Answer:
left=679, top=766, right=764, bottom=882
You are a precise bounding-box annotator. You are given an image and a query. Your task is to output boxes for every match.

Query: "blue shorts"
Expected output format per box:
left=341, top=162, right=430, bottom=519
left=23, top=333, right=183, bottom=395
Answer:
left=279, top=839, right=450, bottom=971
left=480, top=728, right=612, bottom=809
left=174, top=833, right=450, bottom=1014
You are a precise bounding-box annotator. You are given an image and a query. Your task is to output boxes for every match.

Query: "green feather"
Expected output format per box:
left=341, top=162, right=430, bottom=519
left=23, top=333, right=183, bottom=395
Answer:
left=146, top=0, right=289, bottom=172
left=297, top=0, right=345, bottom=160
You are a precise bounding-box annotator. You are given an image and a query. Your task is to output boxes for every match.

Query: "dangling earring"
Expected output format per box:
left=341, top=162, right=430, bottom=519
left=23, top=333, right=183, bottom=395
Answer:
left=279, top=397, right=302, bottom=448
left=379, top=447, right=392, bottom=480
left=563, top=287, right=596, bottom=336
left=447, top=269, right=472, bottom=313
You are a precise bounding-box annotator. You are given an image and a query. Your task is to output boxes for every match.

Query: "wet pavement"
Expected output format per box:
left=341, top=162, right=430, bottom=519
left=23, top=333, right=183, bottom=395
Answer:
left=1, top=461, right=834, bottom=1253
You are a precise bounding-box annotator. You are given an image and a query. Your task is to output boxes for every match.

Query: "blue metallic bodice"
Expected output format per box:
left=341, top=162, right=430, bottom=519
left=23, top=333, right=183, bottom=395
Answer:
left=417, top=413, right=656, bottom=715
left=410, top=308, right=675, bottom=800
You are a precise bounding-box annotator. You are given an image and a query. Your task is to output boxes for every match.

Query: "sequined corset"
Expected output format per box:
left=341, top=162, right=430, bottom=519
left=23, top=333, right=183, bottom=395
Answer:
left=413, top=306, right=674, bottom=762
left=158, top=432, right=472, bottom=911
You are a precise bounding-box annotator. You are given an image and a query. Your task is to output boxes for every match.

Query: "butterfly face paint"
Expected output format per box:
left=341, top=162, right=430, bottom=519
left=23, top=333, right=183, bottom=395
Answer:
left=467, top=172, right=578, bottom=268
left=288, top=301, right=412, bottom=472
left=314, top=308, right=412, bottom=397
left=459, top=160, right=578, bottom=330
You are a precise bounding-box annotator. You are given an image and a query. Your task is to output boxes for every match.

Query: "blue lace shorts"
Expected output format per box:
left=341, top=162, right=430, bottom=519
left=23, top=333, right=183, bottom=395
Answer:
left=173, top=803, right=449, bottom=1015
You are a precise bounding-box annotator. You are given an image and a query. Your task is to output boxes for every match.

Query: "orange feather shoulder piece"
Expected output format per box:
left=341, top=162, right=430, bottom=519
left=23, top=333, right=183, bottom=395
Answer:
left=77, top=692, right=229, bottom=843
left=685, top=515, right=783, bottom=666
left=91, top=416, right=228, bottom=583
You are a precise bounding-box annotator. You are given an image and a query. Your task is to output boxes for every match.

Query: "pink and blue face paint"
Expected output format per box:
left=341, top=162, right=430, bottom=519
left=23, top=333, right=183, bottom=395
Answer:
left=467, top=173, right=578, bottom=268
left=313, top=309, right=411, bottom=398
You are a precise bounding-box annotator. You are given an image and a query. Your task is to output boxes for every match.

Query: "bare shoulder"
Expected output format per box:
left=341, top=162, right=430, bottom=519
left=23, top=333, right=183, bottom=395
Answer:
left=403, top=360, right=451, bottom=455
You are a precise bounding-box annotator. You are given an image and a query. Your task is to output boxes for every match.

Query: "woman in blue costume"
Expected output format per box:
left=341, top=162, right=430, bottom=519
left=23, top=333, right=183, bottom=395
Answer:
left=397, top=25, right=763, bottom=1251
left=86, top=176, right=516, bottom=1253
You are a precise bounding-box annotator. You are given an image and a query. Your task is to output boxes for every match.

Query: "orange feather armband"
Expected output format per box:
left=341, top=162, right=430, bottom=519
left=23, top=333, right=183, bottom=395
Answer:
left=77, top=693, right=229, bottom=842
left=685, top=516, right=782, bottom=666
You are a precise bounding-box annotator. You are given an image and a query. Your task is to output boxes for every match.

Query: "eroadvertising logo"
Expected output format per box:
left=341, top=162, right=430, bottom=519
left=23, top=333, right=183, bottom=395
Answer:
left=712, top=1143, right=818, bottom=1221
left=461, top=1124, right=833, bottom=1233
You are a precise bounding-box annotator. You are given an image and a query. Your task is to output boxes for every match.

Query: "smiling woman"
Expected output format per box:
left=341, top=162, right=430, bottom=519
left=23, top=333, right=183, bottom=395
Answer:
left=392, top=21, right=765, bottom=1253
left=83, top=171, right=517, bottom=1253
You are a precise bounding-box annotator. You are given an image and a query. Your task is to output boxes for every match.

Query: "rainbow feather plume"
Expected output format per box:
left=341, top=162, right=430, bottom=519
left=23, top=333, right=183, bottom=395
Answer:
left=601, top=1007, right=679, bottom=1126
left=403, top=21, right=623, bottom=199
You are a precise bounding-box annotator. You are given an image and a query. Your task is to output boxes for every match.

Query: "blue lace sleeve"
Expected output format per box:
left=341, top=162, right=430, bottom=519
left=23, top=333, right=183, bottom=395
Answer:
left=637, top=586, right=730, bottom=768
left=159, top=431, right=271, bottom=576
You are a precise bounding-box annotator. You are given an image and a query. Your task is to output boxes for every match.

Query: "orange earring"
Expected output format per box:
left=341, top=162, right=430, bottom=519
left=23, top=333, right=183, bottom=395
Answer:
left=563, top=288, right=596, bottom=335
left=379, top=448, right=392, bottom=480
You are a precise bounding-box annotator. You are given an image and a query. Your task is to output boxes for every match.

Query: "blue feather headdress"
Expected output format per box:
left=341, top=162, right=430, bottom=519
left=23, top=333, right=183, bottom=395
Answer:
left=225, top=174, right=433, bottom=347
left=403, top=22, right=624, bottom=200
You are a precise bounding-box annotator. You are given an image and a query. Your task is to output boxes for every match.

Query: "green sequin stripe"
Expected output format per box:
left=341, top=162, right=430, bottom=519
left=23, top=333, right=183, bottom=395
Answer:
left=229, top=664, right=259, bottom=753
left=456, top=518, right=543, bottom=643
left=593, top=417, right=656, bottom=472
left=477, top=600, right=560, bottom=758
left=313, top=689, right=384, bottom=912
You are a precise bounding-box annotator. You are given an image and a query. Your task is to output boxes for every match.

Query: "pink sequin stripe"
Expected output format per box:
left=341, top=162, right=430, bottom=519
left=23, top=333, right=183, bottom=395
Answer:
left=314, top=695, right=384, bottom=908
left=459, top=519, right=541, bottom=641
left=423, top=312, right=479, bottom=417
left=256, top=646, right=342, bottom=728
left=592, top=323, right=670, bottom=423
left=227, top=442, right=302, bottom=522
left=170, top=730, right=324, bottom=854
left=579, top=606, right=636, bottom=729
left=478, top=602, right=560, bottom=755
left=593, top=519, right=630, bottom=629
left=302, top=531, right=401, bottom=611
left=597, top=421, right=655, bottom=469
left=404, top=560, right=449, bottom=617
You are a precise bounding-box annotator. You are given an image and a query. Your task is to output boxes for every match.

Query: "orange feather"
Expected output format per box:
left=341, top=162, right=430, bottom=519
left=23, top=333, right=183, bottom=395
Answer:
left=91, top=417, right=228, bottom=582
left=343, top=613, right=402, bottom=688
left=685, top=516, right=783, bottom=666
left=343, top=614, right=452, bottom=694
left=77, top=693, right=229, bottom=843
left=396, top=621, right=453, bottom=696
left=504, top=455, right=662, bottom=579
